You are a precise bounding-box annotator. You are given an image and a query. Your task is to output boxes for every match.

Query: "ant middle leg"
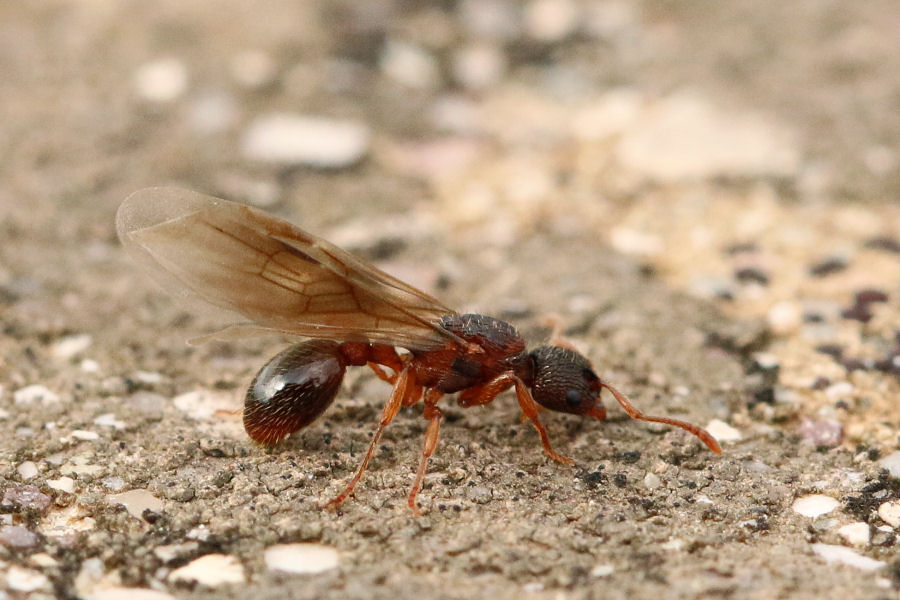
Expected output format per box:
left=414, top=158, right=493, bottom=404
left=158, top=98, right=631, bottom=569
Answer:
left=408, top=388, right=444, bottom=514
left=326, top=366, right=422, bottom=509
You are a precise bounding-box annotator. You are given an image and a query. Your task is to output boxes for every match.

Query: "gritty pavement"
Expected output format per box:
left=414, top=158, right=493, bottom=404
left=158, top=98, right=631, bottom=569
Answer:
left=2, top=2, right=900, bottom=599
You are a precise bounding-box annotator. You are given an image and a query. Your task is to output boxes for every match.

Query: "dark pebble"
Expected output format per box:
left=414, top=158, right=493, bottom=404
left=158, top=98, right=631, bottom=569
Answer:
left=735, top=267, right=770, bottom=285
left=864, top=236, right=900, bottom=253
left=855, top=289, right=888, bottom=305
left=811, top=376, right=830, bottom=390
left=815, top=344, right=843, bottom=359
left=841, top=303, right=873, bottom=323
left=808, top=257, right=847, bottom=277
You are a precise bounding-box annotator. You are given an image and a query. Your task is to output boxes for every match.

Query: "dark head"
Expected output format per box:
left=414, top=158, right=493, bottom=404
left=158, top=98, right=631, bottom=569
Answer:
left=528, top=345, right=606, bottom=420
left=527, top=345, right=722, bottom=454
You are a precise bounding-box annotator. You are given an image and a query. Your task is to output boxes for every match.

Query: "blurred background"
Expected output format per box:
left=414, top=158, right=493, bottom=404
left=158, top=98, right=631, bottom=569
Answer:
left=3, top=1, right=900, bottom=597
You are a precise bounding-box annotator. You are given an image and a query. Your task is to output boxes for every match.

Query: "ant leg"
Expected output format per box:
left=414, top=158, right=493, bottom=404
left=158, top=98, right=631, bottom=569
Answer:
left=511, top=377, right=575, bottom=465
left=458, top=372, right=573, bottom=465
left=540, top=313, right=579, bottom=353
left=408, top=389, right=444, bottom=515
left=367, top=362, right=397, bottom=384
left=600, top=381, right=722, bottom=454
left=326, top=366, right=415, bottom=509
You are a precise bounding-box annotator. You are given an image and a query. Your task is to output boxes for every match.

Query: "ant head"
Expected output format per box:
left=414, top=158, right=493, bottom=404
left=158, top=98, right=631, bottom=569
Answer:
left=528, top=345, right=606, bottom=420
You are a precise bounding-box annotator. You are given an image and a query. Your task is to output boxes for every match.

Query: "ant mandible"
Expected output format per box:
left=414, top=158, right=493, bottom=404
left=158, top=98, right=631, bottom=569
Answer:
left=117, top=188, right=722, bottom=514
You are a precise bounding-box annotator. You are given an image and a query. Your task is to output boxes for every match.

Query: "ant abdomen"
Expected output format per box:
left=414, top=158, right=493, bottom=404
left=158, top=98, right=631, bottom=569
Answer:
left=243, top=340, right=346, bottom=446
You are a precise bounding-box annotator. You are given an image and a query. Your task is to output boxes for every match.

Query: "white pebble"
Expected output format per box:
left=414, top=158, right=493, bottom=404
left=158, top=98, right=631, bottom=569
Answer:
left=643, top=472, right=661, bottom=490
left=108, top=489, right=164, bottom=519
left=451, top=43, right=507, bottom=90
left=30, top=553, right=59, bottom=567
left=134, top=57, right=189, bottom=103
left=81, top=359, right=101, bottom=373
left=609, top=227, right=663, bottom=256
left=837, top=522, right=871, bottom=546
left=89, top=588, right=177, bottom=600
left=231, top=50, right=277, bottom=89
left=767, top=301, right=802, bottom=335
left=17, top=461, right=38, bottom=480
left=52, top=334, right=93, bottom=359
left=14, top=384, right=60, bottom=405
left=172, top=389, right=236, bottom=420
left=705, top=419, right=742, bottom=442
left=878, top=451, right=900, bottom=478
left=264, top=543, right=340, bottom=574
left=792, top=494, right=840, bottom=518
left=187, top=92, right=239, bottom=134
left=48, top=477, right=76, bottom=494
left=616, top=94, right=799, bottom=181
left=169, top=554, right=246, bottom=586
left=6, top=566, right=50, bottom=592
left=525, top=0, right=580, bottom=42
left=824, top=381, right=855, bottom=401
left=71, top=430, right=100, bottom=441
left=241, top=114, right=370, bottom=168
left=590, top=563, right=614, bottom=577
left=877, top=501, right=900, bottom=528
left=811, top=543, right=885, bottom=571
left=94, top=413, right=127, bottom=430
left=380, top=40, right=440, bottom=89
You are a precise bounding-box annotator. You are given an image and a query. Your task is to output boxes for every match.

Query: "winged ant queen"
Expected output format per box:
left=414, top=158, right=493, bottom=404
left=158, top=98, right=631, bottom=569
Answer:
left=117, top=188, right=721, bottom=513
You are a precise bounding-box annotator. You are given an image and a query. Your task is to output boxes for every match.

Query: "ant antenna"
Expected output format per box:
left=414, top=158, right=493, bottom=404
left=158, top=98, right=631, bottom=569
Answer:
left=600, top=381, right=722, bottom=454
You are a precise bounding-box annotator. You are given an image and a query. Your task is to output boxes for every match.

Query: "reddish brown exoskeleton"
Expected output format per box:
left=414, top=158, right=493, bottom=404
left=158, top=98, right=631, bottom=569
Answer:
left=117, top=188, right=721, bottom=513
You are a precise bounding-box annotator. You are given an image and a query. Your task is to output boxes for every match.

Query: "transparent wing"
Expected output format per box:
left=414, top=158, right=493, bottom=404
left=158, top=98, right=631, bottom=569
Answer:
left=116, top=187, right=457, bottom=350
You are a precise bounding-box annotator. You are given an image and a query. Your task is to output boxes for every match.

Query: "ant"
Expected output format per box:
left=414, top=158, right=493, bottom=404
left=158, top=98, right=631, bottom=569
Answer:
left=117, top=187, right=722, bottom=514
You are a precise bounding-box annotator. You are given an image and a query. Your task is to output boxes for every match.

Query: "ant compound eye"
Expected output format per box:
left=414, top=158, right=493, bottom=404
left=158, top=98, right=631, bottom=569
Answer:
left=244, top=340, right=346, bottom=446
left=529, top=345, right=599, bottom=416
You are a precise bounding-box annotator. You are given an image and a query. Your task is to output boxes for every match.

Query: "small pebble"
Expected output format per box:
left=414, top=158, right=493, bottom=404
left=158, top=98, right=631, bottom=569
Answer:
left=877, top=501, right=900, bottom=528
left=241, top=113, right=370, bottom=168
left=705, top=419, right=742, bottom=442
left=864, top=236, right=900, bottom=253
left=451, top=43, right=507, bottom=90
left=17, top=460, right=38, bottom=480
left=51, top=333, right=92, bottom=359
left=133, top=57, right=189, bottom=103
left=231, top=49, right=277, bottom=89
left=2, top=485, right=52, bottom=514
left=797, top=418, right=843, bottom=448
left=878, top=451, right=900, bottom=478
left=379, top=40, right=440, bottom=89
left=524, top=0, right=580, bottom=42
left=643, top=472, right=661, bottom=490
left=30, top=552, right=59, bottom=567
left=94, top=413, right=127, bottom=430
left=14, top=384, right=60, bottom=405
left=81, top=358, right=100, bottom=373
left=837, top=522, right=871, bottom=546
left=824, top=381, right=854, bottom=401
left=808, top=257, right=848, bottom=277
left=154, top=541, right=200, bottom=563
left=6, top=565, right=50, bottom=592
left=767, top=301, right=802, bottom=335
left=0, top=525, right=40, bottom=549
left=102, top=476, right=127, bottom=491
left=47, top=477, right=76, bottom=494
left=169, top=554, right=246, bottom=586
left=609, top=227, right=663, bottom=256
left=734, top=267, right=769, bottom=285
left=71, top=429, right=100, bottom=441
left=811, top=543, right=885, bottom=571
left=590, top=564, right=614, bottom=577
left=108, top=489, right=164, bottom=519
left=792, top=494, right=840, bottom=518
left=264, top=543, right=340, bottom=574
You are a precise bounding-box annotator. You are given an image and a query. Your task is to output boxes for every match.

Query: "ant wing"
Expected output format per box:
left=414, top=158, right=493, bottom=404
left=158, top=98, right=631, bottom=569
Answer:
left=116, top=187, right=457, bottom=350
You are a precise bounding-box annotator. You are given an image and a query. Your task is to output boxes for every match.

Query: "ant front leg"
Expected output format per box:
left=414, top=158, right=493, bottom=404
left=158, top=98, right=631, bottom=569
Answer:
left=458, top=373, right=574, bottom=466
left=326, top=366, right=421, bottom=510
